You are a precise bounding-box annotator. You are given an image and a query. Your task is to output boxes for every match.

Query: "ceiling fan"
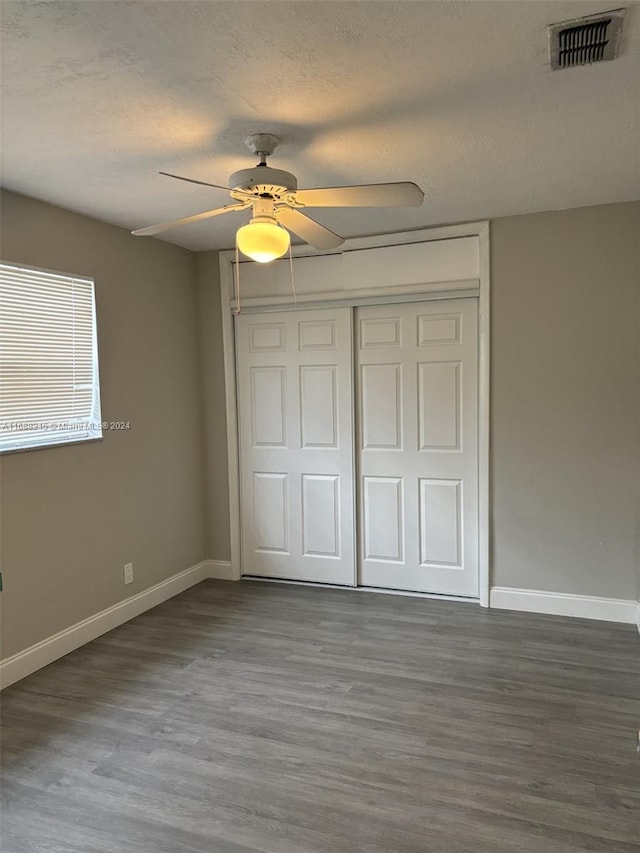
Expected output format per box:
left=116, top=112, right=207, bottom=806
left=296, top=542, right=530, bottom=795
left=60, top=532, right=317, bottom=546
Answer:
left=132, top=134, right=424, bottom=262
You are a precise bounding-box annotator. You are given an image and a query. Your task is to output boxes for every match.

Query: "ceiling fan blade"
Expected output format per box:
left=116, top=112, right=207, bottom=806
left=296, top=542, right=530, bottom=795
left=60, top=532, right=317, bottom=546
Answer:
left=294, top=182, right=424, bottom=208
left=159, top=171, right=251, bottom=196
left=276, top=208, right=344, bottom=251
left=132, top=202, right=249, bottom=237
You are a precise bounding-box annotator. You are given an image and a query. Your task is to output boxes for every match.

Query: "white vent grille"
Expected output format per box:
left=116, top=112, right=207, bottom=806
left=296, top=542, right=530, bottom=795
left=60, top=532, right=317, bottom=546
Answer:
left=549, top=9, right=625, bottom=69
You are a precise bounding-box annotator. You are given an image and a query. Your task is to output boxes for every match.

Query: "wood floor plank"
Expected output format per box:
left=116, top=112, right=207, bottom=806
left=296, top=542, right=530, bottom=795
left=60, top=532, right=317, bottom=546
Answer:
left=2, top=579, right=639, bottom=852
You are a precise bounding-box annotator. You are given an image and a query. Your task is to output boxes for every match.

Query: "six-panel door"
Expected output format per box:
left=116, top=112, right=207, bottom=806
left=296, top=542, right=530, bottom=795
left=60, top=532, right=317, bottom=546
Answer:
left=356, top=299, right=479, bottom=596
left=237, top=299, right=479, bottom=595
left=236, top=308, right=355, bottom=584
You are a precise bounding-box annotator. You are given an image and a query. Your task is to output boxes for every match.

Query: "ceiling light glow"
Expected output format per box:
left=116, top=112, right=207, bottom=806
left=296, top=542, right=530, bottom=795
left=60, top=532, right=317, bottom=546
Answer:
left=236, top=216, right=290, bottom=263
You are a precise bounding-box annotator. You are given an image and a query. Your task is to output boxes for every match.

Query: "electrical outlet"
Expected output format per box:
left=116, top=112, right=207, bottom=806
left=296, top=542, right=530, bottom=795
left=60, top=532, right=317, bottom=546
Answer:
left=123, top=562, right=134, bottom=585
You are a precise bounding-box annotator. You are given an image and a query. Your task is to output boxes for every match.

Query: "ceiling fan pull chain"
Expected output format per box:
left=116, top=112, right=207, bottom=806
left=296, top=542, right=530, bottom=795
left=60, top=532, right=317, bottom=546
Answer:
left=288, top=242, right=297, bottom=306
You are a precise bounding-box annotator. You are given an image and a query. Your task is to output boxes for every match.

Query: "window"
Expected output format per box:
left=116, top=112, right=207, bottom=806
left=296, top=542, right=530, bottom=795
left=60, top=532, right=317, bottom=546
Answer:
left=0, top=262, right=102, bottom=453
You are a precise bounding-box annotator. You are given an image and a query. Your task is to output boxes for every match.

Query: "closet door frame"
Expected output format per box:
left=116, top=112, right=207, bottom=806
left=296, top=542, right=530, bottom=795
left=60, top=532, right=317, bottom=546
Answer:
left=218, top=222, right=490, bottom=605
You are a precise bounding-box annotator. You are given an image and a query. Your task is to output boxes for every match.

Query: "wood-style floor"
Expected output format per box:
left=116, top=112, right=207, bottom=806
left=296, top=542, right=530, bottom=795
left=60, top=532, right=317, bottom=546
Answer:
left=2, top=580, right=639, bottom=852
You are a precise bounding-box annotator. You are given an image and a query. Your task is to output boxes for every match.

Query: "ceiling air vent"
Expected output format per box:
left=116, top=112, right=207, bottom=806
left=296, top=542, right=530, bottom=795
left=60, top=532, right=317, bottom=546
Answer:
left=549, top=8, right=625, bottom=69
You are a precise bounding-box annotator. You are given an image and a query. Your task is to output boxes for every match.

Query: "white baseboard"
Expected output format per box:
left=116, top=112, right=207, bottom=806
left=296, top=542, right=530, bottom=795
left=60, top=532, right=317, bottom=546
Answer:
left=208, top=559, right=235, bottom=580
left=490, top=587, right=638, bottom=625
left=0, top=559, right=234, bottom=690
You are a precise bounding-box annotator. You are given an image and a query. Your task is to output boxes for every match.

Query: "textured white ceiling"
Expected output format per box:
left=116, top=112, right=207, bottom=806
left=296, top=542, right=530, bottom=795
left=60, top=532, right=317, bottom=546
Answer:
left=1, top=0, right=639, bottom=251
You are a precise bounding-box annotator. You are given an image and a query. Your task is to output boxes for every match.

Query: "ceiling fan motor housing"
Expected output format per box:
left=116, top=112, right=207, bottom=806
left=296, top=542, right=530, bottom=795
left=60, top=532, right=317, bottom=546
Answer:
left=229, top=166, right=298, bottom=200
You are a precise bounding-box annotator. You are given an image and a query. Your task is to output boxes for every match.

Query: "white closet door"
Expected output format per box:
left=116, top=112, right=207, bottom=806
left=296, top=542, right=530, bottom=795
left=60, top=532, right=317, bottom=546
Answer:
left=357, top=299, right=479, bottom=596
left=236, top=308, right=355, bottom=584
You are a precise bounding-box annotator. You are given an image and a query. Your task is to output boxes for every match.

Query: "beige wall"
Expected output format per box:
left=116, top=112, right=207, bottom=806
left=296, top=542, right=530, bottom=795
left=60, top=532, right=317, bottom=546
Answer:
left=491, top=202, right=639, bottom=599
left=0, top=190, right=206, bottom=658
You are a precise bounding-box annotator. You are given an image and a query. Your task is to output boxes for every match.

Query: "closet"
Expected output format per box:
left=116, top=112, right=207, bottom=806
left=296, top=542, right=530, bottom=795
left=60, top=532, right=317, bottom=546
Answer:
left=229, top=229, right=486, bottom=599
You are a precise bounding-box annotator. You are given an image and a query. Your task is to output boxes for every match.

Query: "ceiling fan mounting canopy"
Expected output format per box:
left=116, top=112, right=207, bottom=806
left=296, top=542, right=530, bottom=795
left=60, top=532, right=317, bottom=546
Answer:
left=244, top=132, right=281, bottom=159
left=131, top=132, right=425, bottom=253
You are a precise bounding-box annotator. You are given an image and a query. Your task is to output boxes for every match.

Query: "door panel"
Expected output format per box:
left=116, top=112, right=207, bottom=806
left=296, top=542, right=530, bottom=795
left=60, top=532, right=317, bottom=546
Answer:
left=419, top=478, right=462, bottom=566
left=302, top=475, right=340, bottom=558
left=363, top=476, right=404, bottom=562
left=250, top=367, right=287, bottom=446
left=300, top=365, right=338, bottom=448
left=418, top=361, right=460, bottom=449
left=361, top=364, right=403, bottom=449
left=356, top=299, right=478, bottom=596
left=253, top=472, right=289, bottom=554
left=237, top=308, right=355, bottom=584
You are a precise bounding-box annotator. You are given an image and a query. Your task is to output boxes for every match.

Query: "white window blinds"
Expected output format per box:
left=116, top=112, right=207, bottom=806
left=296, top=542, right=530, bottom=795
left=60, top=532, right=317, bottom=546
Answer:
left=0, top=262, right=102, bottom=452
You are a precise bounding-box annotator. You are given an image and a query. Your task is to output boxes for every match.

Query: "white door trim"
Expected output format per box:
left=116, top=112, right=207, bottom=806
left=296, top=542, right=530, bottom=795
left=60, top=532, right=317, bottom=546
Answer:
left=231, top=278, right=480, bottom=311
left=219, top=221, right=491, bottom=605
left=477, top=223, right=490, bottom=607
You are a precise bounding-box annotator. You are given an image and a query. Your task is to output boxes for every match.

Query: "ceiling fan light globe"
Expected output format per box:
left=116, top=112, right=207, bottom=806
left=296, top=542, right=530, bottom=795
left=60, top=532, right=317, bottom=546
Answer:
left=236, top=217, right=290, bottom=263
